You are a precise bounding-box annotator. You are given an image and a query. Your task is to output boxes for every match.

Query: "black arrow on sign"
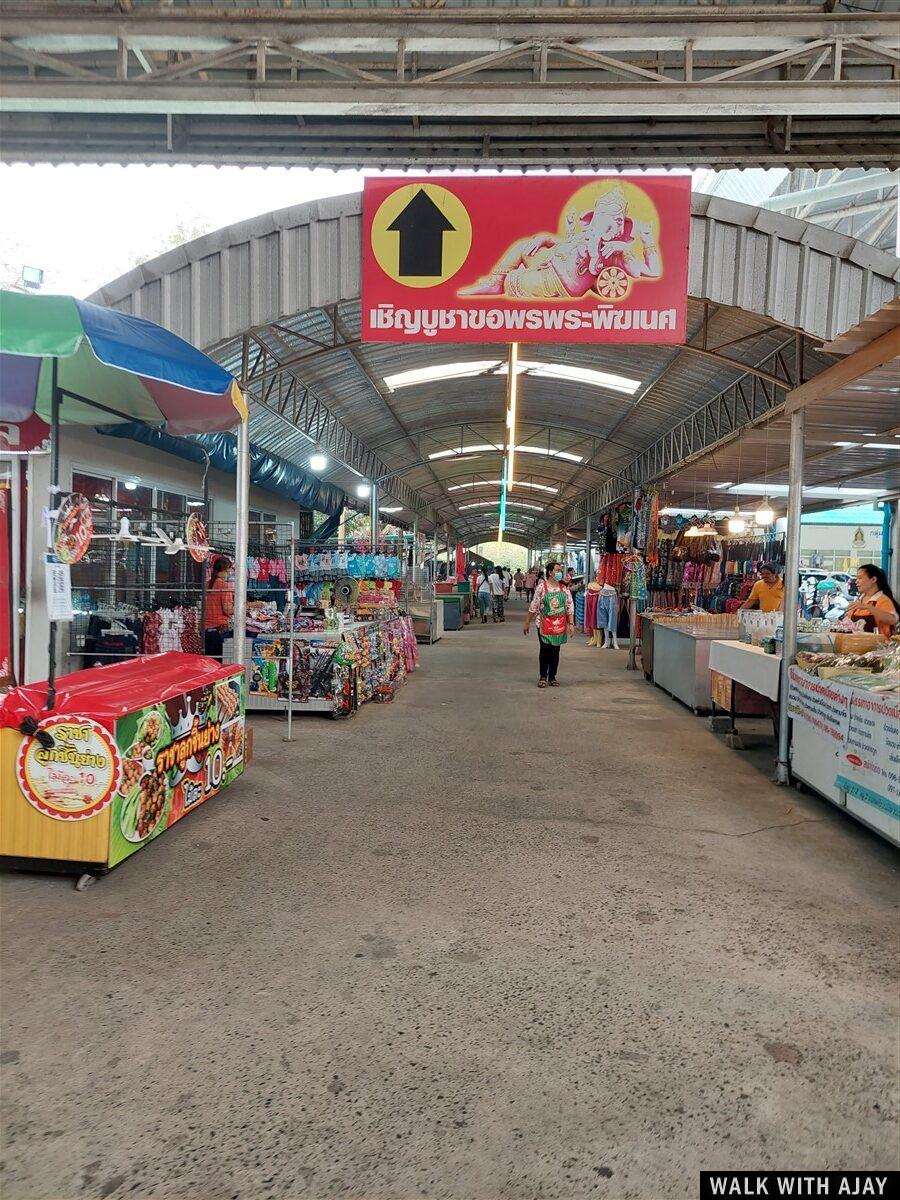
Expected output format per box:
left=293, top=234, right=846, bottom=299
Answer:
left=387, top=188, right=456, bottom=277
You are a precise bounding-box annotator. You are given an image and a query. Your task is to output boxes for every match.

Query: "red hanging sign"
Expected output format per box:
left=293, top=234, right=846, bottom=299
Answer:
left=362, top=175, right=690, bottom=345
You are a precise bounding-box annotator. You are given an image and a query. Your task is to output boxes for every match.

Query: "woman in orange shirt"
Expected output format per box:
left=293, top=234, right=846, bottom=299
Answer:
left=846, top=564, right=898, bottom=638
left=204, top=556, right=234, bottom=659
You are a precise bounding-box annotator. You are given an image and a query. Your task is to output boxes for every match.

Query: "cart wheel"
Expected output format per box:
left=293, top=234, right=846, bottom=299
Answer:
left=794, top=780, right=807, bottom=794
left=724, top=733, right=745, bottom=751
left=75, top=873, right=98, bottom=892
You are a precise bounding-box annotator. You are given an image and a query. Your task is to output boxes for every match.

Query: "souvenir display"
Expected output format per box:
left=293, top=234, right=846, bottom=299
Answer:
left=185, top=512, right=210, bottom=563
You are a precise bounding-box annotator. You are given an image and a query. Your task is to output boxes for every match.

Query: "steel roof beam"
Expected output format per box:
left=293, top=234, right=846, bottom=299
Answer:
left=548, top=367, right=793, bottom=534
left=3, top=10, right=895, bottom=43
left=238, top=331, right=450, bottom=533
left=2, top=9, right=898, bottom=165
left=3, top=81, right=893, bottom=118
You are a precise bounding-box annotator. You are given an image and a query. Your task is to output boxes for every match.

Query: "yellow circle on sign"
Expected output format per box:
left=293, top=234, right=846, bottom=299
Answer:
left=371, top=183, right=472, bottom=288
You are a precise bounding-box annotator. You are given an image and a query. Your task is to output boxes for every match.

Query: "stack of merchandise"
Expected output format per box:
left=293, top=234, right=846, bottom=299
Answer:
left=246, top=601, right=282, bottom=635
left=142, top=606, right=202, bottom=655
left=794, top=643, right=899, bottom=694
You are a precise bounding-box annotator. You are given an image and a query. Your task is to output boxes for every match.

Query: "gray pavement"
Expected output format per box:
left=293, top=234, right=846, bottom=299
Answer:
left=2, top=603, right=898, bottom=1200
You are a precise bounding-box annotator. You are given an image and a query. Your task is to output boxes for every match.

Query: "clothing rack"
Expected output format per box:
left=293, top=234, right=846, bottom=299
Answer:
left=68, top=510, right=215, bottom=669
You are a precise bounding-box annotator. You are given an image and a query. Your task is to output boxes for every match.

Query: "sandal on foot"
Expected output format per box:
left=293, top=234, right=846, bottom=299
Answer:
left=538, top=679, right=548, bottom=688
left=549, top=680, right=560, bottom=687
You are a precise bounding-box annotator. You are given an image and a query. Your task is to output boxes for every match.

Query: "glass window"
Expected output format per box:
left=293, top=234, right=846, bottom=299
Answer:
left=72, top=471, right=113, bottom=503
left=115, top=481, right=153, bottom=516
left=72, top=471, right=114, bottom=533
left=159, top=490, right=185, bottom=515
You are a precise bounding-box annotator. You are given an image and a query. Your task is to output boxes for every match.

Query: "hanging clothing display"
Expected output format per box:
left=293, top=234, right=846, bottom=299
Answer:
left=596, top=586, right=619, bottom=634
left=622, top=553, right=648, bottom=611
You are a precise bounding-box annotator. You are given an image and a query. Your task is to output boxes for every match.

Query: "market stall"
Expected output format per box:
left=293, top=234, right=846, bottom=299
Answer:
left=708, top=612, right=881, bottom=748
left=787, top=645, right=899, bottom=846
left=228, top=613, right=418, bottom=719
left=221, top=532, right=419, bottom=720
left=0, top=290, right=248, bottom=692
left=648, top=613, right=740, bottom=713
left=0, top=653, right=246, bottom=879
left=0, top=292, right=249, bottom=879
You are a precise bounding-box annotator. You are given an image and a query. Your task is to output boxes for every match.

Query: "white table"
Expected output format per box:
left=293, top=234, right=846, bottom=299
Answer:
left=707, top=640, right=782, bottom=748
left=708, top=640, right=782, bottom=701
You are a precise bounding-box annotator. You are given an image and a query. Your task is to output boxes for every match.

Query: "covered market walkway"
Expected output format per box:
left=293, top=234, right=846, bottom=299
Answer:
left=2, top=608, right=897, bottom=1200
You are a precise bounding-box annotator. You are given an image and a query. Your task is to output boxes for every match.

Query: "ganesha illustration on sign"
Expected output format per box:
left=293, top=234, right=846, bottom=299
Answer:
left=458, top=183, right=662, bottom=303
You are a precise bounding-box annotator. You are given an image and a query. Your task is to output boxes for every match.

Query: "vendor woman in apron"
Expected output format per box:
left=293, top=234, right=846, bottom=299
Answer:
left=523, top=561, right=575, bottom=688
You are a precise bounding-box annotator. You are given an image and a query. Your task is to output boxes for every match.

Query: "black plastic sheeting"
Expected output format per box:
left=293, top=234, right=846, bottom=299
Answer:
left=312, top=511, right=344, bottom=541
left=99, top=423, right=346, bottom=517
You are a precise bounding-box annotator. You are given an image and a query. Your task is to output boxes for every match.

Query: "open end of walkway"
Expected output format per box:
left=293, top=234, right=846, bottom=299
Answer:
left=3, top=608, right=898, bottom=1200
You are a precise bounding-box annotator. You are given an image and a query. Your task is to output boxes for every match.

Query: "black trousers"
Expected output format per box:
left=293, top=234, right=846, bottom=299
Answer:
left=205, top=628, right=224, bottom=659
left=538, top=636, right=561, bottom=682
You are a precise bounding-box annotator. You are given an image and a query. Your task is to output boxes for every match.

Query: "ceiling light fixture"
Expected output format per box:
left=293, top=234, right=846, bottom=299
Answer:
left=755, top=501, right=775, bottom=526
left=309, top=453, right=328, bottom=472
left=505, top=342, right=519, bottom=491
left=727, top=509, right=746, bottom=535
left=356, top=483, right=371, bottom=498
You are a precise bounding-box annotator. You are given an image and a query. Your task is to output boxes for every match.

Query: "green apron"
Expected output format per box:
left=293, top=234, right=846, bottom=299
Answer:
left=539, top=586, right=569, bottom=646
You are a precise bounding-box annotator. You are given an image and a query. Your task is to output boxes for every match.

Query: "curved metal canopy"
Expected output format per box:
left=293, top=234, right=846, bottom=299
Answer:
left=89, top=189, right=900, bottom=545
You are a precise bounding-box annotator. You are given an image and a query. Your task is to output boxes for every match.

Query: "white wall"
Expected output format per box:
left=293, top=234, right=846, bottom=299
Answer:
left=61, top=427, right=302, bottom=527
left=800, top=522, right=882, bottom=561
left=20, top=430, right=312, bottom=683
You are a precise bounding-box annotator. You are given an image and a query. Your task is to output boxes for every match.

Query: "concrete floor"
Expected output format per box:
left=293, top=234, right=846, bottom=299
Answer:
left=2, top=604, right=898, bottom=1200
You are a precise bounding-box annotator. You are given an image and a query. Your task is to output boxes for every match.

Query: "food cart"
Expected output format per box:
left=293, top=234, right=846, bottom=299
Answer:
left=0, top=654, right=246, bottom=880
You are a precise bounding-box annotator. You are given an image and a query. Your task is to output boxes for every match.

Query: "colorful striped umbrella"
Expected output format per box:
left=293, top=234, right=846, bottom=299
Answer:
left=0, top=291, right=246, bottom=434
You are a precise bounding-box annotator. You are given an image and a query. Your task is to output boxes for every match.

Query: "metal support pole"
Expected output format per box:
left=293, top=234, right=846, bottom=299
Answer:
left=45, top=360, right=61, bottom=710
left=776, top=407, right=804, bottom=785
left=887, top=500, right=899, bottom=598
left=285, top=526, right=295, bottom=743
left=369, top=487, right=379, bottom=550
left=411, top=512, right=419, bottom=586
left=199, top=447, right=210, bottom=648
left=585, top=514, right=592, bottom=581
left=626, top=599, right=638, bottom=672
left=233, top=335, right=251, bottom=671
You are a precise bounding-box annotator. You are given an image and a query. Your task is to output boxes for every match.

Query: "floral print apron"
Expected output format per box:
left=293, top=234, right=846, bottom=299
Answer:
left=539, top=586, right=569, bottom=645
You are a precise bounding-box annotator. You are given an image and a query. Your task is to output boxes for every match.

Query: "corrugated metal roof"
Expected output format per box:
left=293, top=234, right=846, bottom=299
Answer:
left=88, top=189, right=899, bottom=541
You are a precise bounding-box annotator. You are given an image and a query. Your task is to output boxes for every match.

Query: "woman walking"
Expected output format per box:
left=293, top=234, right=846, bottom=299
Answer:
left=523, top=565, right=537, bottom=602
left=476, top=567, right=492, bottom=623
left=513, top=568, right=525, bottom=599
left=488, top=565, right=506, bottom=622
left=523, top=561, right=575, bottom=688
